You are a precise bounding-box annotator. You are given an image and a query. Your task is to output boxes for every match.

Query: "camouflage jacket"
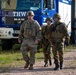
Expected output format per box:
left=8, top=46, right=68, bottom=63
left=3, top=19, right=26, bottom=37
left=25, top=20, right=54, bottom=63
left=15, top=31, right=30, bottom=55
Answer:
left=18, top=20, right=41, bottom=41
left=49, top=22, right=69, bottom=43
left=41, top=25, right=52, bottom=45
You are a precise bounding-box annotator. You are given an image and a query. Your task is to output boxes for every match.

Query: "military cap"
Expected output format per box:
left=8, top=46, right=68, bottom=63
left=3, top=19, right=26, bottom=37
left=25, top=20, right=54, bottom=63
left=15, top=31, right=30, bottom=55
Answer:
left=45, top=17, right=52, bottom=22
left=53, top=13, right=61, bottom=19
left=27, top=11, right=35, bottom=16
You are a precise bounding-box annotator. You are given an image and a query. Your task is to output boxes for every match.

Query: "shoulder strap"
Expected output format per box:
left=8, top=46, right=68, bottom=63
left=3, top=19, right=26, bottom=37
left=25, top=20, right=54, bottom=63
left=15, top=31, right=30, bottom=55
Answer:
left=42, top=25, right=47, bottom=36
left=51, top=22, right=63, bottom=32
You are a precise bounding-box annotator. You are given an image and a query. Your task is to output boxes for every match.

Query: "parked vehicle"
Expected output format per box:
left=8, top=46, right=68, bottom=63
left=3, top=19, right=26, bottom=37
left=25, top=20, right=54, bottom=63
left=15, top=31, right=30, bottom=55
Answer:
left=0, top=0, right=71, bottom=50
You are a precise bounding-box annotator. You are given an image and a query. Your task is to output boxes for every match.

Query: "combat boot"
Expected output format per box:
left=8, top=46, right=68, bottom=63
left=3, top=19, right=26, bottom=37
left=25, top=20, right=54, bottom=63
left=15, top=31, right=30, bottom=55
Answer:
left=44, top=62, right=48, bottom=67
left=29, top=64, right=33, bottom=70
left=54, top=63, right=59, bottom=70
left=49, top=60, right=52, bottom=66
left=24, top=61, right=29, bottom=68
left=60, top=61, right=63, bottom=69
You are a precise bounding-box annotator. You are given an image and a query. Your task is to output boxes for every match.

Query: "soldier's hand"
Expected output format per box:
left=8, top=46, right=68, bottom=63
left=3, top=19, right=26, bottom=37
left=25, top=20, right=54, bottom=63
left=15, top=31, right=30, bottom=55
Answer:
left=35, top=40, right=38, bottom=45
left=18, top=39, right=22, bottom=44
left=64, top=36, right=70, bottom=46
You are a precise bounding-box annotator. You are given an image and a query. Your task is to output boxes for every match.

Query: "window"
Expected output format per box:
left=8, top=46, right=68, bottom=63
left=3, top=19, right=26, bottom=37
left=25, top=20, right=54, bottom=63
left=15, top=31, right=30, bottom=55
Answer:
left=1, top=0, right=6, bottom=9
left=44, top=0, right=48, bottom=8
left=17, top=0, right=40, bottom=10
left=50, top=0, right=54, bottom=9
left=48, top=0, right=54, bottom=9
left=1, top=0, right=40, bottom=10
left=0, top=0, right=1, bottom=9
left=7, top=0, right=11, bottom=5
left=43, top=0, right=54, bottom=9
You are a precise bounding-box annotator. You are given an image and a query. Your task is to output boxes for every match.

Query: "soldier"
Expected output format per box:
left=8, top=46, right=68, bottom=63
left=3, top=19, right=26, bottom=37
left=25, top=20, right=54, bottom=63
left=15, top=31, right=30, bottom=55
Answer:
left=41, top=17, right=52, bottom=67
left=49, top=13, right=69, bottom=70
left=18, top=11, right=41, bottom=70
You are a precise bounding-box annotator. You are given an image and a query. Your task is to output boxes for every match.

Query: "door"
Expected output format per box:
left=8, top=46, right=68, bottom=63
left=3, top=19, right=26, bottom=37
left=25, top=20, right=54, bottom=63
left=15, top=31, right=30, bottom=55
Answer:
left=42, top=0, right=57, bottom=25
left=58, top=0, right=71, bottom=37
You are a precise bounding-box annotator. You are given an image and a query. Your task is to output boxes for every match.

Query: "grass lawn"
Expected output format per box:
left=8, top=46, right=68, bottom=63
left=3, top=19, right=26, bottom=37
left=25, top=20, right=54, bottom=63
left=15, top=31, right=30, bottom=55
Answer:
left=0, top=44, right=76, bottom=68
left=0, top=44, right=44, bottom=68
left=0, top=52, right=44, bottom=67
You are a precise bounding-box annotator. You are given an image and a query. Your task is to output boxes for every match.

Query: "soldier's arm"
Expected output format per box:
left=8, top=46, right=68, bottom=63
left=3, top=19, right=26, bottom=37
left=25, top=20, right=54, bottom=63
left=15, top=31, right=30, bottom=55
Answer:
left=41, top=25, right=45, bottom=37
left=40, top=26, right=46, bottom=44
left=47, top=24, right=53, bottom=42
left=18, top=21, right=25, bottom=41
left=62, top=23, right=69, bottom=37
left=62, top=23, right=70, bottom=45
left=35, top=21, right=41, bottom=41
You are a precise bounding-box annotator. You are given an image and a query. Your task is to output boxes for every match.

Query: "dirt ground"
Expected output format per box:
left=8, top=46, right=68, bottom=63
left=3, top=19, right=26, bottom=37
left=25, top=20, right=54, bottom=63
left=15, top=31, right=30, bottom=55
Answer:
left=0, top=49, right=76, bottom=75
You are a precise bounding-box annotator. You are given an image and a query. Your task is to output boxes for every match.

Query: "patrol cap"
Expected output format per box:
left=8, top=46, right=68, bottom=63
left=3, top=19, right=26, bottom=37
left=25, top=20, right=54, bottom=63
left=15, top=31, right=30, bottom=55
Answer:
left=45, top=17, right=52, bottom=22
left=27, top=11, right=35, bottom=16
left=53, top=13, right=61, bottom=19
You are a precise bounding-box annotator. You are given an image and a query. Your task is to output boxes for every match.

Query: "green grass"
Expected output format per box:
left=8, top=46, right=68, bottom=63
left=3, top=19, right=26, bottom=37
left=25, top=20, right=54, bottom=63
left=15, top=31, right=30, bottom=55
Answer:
left=64, top=44, right=76, bottom=52
left=0, top=52, right=22, bottom=67
left=0, top=51, right=44, bottom=68
left=0, top=44, right=76, bottom=68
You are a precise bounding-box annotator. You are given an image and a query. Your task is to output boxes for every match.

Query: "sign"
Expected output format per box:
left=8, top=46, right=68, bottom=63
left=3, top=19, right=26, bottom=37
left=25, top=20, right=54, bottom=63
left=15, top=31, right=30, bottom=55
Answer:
left=13, top=12, right=26, bottom=17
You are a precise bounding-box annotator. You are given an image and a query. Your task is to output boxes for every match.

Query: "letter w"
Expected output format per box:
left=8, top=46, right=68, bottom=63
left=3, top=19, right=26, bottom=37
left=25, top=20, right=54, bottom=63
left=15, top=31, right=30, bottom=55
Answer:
left=21, top=12, right=26, bottom=16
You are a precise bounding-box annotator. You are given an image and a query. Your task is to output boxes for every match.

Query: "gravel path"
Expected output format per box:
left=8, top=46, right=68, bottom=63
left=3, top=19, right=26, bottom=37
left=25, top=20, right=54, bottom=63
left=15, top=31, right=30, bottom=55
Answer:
left=0, top=49, right=76, bottom=75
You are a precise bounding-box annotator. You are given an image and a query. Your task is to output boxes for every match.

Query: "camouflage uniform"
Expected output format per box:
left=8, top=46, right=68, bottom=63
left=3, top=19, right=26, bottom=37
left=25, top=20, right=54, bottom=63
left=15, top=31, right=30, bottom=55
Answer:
left=41, top=18, right=52, bottom=67
left=49, top=13, right=69, bottom=70
left=18, top=11, right=41, bottom=69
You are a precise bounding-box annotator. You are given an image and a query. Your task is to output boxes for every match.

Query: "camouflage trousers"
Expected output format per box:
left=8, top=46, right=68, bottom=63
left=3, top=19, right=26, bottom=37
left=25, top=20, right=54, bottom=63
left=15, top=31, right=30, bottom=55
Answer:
left=20, top=39, right=37, bottom=65
left=52, top=42, right=64, bottom=64
left=42, top=44, right=52, bottom=63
